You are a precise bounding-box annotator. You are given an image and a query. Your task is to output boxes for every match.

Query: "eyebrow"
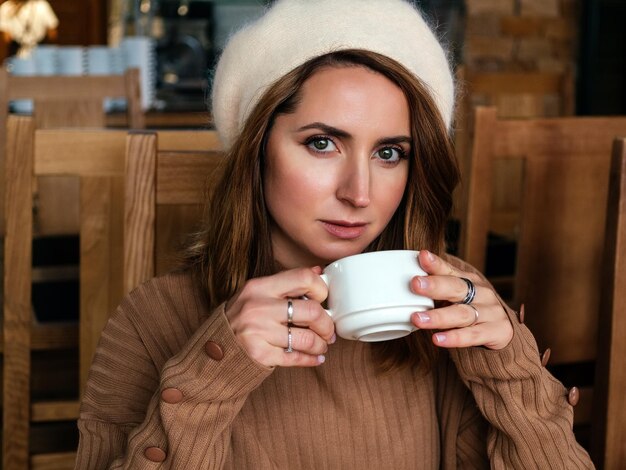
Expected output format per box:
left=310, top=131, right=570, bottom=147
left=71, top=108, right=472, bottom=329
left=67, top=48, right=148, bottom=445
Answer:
left=296, top=122, right=412, bottom=147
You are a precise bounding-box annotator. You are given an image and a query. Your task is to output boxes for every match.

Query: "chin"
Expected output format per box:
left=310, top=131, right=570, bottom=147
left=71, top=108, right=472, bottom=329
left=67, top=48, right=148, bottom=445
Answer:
left=312, top=242, right=370, bottom=265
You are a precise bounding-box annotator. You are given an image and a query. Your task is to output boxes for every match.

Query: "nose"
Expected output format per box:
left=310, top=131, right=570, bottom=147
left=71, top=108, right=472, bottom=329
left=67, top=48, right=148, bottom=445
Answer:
left=336, top=156, right=371, bottom=208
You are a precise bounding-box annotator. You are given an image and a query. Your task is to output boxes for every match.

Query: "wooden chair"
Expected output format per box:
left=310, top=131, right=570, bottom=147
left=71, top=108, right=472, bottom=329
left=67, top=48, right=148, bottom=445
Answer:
left=0, top=67, right=145, bottom=236
left=3, top=117, right=220, bottom=469
left=4, top=116, right=127, bottom=469
left=460, top=106, right=626, bottom=454
left=123, top=131, right=224, bottom=292
left=453, top=67, right=575, bottom=238
left=592, top=137, right=626, bottom=468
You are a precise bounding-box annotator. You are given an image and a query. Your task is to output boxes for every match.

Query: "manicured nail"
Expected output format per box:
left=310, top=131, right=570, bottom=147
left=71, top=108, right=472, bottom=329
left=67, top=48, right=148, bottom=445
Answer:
left=417, top=312, right=431, bottom=323
left=329, top=333, right=337, bottom=344
left=317, top=355, right=326, bottom=364
left=434, top=333, right=446, bottom=343
left=417, top=277, right=429, bottom=289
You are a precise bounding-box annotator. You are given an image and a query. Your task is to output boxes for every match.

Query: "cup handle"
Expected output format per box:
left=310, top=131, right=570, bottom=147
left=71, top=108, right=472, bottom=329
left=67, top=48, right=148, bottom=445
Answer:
left=319, top=273, right=332, bottom=317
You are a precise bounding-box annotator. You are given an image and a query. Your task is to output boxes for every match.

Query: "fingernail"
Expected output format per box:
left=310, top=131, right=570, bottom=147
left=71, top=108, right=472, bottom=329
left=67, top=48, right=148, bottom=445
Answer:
left=434, top=333, right=446, bottom=343
left=317, top=355, right=326, bottom=364
left=416, top=277, right=429, bottom=289
left=425, top=250, right=435, bottom=262
left=417, top=312, right=430, bottom=323
left=329, top=333, right=337, bottom=344
left=311, top=266, right=323, bottom=274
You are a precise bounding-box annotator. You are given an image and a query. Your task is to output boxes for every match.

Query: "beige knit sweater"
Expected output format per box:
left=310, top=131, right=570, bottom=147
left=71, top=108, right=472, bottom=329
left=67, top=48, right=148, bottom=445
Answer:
left=76, top=258, right=593, bottom=469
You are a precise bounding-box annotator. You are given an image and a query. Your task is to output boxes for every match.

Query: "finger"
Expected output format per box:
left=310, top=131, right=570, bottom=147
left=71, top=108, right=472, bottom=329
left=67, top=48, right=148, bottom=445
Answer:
left=270, top=325, right=329, bottom=356
left=246, top=267, right=328, bottom=302
left=430, top=319, right=513, bottom=350
left=287, top=298, right=335, bottom=342
left=417, top=250, right=464, bottom=277
left=411, top=303, right=483, bottom=330
left=280, top=350, right=327, bottom=368
left=411, top=274, right=485, bottom=305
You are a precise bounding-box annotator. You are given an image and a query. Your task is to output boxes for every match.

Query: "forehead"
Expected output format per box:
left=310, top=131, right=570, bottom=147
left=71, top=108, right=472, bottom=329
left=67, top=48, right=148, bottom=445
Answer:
left=287, top=65, right=411, bottom=132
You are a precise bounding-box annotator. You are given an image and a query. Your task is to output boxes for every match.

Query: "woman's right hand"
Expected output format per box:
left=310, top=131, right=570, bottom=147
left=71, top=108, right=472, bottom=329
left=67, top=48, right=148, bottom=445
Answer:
left=224, top=266, right=335, bottom=368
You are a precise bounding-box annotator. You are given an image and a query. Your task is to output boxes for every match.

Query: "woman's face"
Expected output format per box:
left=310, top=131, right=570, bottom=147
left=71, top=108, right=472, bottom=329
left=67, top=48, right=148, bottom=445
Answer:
left=264, top=65, right=411, bottom=268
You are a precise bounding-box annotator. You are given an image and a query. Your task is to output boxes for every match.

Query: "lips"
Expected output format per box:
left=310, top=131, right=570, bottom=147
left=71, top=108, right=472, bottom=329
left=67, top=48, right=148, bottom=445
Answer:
left=321, top=220, right=368, bottom=239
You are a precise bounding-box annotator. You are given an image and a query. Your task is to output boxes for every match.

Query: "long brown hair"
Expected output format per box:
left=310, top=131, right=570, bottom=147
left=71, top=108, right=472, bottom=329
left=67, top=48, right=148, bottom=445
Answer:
left=184, top=49, right=459, bottom=372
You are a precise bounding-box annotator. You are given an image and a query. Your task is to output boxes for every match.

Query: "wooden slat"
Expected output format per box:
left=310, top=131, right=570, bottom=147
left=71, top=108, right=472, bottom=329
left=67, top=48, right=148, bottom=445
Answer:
left=3, top=116, right=35, bottom=469
left=79, top=175, right=125, bottom=395
left=105, top=110, right=211, bottom=129
left=8, top=74, right=128, bottom=100
left=461, top=106, right=498, bottom=269
left=34, top=99, right=104, bottom=129
left=124, top=133, right=158, bottom=294
left=592, top=138, right=626, bottom=468
left=495, top=117, right=626, bottom=156
left=157, top=151, right=222, bottom=204
left=125, top=69, right=145, bottom=129
left=0, top=323, right=79, bottom=353
left=34, top=129, right=127, bottom=175
left=31, top=452, right=76, bottom=470
left=31, top=401, right=80, bottom=422
left=157, top=129, right=222, bottom=151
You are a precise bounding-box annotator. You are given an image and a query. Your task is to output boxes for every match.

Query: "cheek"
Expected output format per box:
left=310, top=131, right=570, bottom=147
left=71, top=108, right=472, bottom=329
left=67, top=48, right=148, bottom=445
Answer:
left=375, top=169, right=409, bottom=215
left=264, top=158, right=328, bottom=220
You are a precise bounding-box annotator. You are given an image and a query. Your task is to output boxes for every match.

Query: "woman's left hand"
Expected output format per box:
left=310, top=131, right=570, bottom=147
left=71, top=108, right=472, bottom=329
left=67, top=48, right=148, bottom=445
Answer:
left=410, top=250, right=513, bottom=350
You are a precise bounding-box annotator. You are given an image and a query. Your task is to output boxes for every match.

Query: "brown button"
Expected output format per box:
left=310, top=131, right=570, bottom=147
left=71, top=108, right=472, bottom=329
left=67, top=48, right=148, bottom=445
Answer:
left=161, top=387, right=184, bottom=404
left=205, top=341, right=224, bottom=360
left=541, top=348, right=551, bottom=367
left=568, top=386, right=580, bottom=406
left=518, top=304, right=525, bottom=324
left=144, top=446, right=166, bottom=462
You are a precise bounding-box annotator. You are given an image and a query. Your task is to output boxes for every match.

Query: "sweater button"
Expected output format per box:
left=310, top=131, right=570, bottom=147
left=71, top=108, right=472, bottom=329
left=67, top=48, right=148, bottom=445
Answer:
left=541, top=348, right=551, bottom=367
left=144, top=446, right=167, bottom=462
left=161, top=387, right=184, bottom=404
left=518, top=304, right=525, bottom=324
left=205, top=341, right=224, bottom=360
left=568, top=387, right=580, bottom=406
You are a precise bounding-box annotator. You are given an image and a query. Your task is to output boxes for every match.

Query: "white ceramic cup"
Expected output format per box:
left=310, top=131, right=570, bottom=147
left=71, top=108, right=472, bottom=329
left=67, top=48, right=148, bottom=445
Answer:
left=320, top=250, right=433, bottom=342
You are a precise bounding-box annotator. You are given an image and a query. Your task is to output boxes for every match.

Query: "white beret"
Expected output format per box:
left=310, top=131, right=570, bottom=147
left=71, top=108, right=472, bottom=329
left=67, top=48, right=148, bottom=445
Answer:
left=211, top=0, right=454, bottom=149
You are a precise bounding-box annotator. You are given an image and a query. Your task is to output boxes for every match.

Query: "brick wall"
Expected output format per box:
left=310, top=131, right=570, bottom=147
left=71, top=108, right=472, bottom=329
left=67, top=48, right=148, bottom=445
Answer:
left=463, top=0, right=580, bottom=73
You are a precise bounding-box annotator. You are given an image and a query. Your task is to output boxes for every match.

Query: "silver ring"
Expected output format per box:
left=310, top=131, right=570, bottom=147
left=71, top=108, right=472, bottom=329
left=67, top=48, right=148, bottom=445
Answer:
left=467, top=304, right=479, bottom=326
left=285, top=326, right=293, bottom=353
left=287, top=299, right=294, bottom=325
left=458, top=277, right=476, bottom=305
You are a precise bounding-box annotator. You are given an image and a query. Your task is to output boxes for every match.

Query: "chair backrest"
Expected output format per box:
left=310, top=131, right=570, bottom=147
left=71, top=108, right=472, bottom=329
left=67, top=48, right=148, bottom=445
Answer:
left=124, top=131, right=224, bottom=293
left=592, top=137, right=626, bottom=468
left=459, top=107, right=626, bottom=458
left=3, top=116, right=128, bottom=469
left=3, top=117, right=220, bottom=469
left=0, top=67, right=145, bottom=235
left=453, top=68, right=575, bottom=236
left=461, top=106, right=626, bottom=364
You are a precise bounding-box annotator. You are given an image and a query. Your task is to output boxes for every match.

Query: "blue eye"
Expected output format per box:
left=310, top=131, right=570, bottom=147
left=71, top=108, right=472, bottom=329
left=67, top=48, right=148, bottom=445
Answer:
left=306, top=137, right=338, bottom=153
left=375, top=146, right=405, bottom=162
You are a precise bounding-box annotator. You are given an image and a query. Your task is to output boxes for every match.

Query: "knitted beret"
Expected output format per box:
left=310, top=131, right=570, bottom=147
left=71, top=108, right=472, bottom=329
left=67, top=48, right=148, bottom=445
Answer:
left=211, top=0, right=454, bottom=149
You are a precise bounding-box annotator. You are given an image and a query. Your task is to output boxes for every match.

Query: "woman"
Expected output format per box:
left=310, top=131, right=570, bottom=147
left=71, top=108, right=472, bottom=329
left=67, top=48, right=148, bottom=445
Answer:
left=76, top=0, right=593, bottom=468
left=0, top=0, right=58, bottom=57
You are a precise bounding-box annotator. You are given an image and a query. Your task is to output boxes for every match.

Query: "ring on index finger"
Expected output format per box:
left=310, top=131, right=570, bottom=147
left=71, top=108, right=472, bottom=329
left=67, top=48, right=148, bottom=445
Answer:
left=457, top=277, right=476, bottom=305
